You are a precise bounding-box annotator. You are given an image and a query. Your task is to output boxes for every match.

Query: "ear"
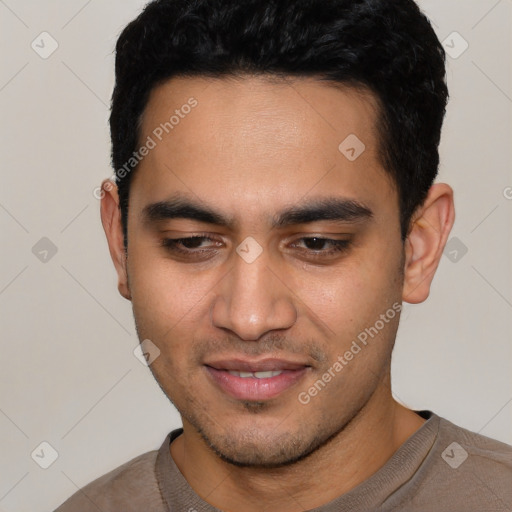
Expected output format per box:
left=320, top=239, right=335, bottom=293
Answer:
left=100, top=179, right=131, bottom=301
left=402, top=183, right=455, bottom=304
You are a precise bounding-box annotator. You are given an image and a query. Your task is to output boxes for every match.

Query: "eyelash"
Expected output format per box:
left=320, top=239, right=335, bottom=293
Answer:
left=160, top=235, right=351, bottom=259
left=160, top=236, right=221, bottom=255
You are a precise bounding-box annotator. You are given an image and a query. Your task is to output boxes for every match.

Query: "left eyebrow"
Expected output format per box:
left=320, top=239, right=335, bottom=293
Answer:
left=272, top=197, right=374, bottom=228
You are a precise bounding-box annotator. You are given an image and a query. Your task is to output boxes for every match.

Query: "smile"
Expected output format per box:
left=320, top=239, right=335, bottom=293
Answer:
left=204, top=358, right=310, bottom=401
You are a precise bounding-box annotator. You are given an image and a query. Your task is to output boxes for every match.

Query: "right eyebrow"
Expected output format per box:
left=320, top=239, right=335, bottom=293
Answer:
left=141, top=195, right=234, bottom=228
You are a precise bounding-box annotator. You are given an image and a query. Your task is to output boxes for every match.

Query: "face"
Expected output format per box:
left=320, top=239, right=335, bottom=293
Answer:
left=123, top=76, right=405, bottom=467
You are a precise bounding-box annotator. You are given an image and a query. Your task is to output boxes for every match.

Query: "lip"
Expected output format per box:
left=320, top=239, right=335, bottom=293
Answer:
left=204, top=358, right=310, bottom=401
left=205, top=358, right=309, bottom=372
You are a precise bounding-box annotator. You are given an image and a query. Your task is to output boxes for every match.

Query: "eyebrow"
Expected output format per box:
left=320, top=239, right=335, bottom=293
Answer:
left=141, top=194, right=373, bottom=229
left=272, top=198, right=373, bottom=227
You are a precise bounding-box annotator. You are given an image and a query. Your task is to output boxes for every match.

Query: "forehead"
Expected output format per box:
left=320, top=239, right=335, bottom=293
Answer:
left=131, top=75, right=397, bottom=225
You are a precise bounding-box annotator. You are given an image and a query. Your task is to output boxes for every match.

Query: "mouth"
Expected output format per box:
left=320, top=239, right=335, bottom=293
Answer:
left=204, top=358, right=311, bottom=401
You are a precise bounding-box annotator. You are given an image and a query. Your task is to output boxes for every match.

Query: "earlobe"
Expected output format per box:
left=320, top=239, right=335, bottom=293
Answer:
left=99, top=179, right=132, bottom=301
left=402, top=183, right=455, bottom=304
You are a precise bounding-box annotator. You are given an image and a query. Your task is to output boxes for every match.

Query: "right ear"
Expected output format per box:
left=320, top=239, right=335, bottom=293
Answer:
left=99, top=180, right=131, bottom=301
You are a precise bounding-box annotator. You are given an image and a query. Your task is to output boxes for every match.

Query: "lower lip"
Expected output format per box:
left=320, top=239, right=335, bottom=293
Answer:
left=205, top=366, right=309, bottom=401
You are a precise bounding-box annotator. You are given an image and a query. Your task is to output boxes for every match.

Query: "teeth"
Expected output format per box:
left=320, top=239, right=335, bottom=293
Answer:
left=228, top=370, right=283, bottom=378
left=255, top=370, right=282, bottom=378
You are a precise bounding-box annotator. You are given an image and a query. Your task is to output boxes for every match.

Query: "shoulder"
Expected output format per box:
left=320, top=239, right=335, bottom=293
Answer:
left=437, top=418, right=512, bottom=507
left=54, top=449, right=165, bottom=512
left=393, top=415, right=512, bottom=511
left=437, top=415, right=512, bottom=467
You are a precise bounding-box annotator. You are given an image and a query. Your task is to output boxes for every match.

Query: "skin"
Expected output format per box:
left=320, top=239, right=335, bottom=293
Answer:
left=101, top=75, right=455, bottom=511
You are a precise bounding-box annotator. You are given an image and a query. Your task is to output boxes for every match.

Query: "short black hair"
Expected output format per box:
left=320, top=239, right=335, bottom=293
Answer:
left=110, top=0, right=448, bottom=249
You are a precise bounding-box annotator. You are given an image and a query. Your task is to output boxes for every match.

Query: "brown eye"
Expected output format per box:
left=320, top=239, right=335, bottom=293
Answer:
left=179, top=236, right=208, bottom=249
left=293, top=237, right=350, bottom=253
left=302, top=237, right=330, bottom=250
left=160, top=236, right=223, bottom=256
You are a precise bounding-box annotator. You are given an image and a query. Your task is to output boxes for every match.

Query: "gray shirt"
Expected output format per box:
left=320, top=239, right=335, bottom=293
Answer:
left=55, top=411, right=512, bottom=511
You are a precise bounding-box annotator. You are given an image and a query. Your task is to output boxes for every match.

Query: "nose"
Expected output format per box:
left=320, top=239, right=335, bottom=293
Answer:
left=211, top=250, right=297, bottom=341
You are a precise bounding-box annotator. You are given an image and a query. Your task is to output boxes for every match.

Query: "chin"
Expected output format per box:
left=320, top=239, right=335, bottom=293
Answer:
left=194, top=420, right=334, bottom=469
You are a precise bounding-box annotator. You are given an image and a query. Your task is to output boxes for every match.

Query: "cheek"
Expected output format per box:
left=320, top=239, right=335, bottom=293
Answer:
left=128, top=249, right=212, bottom=329
left=297, top=248, right=401, bottom=344
left=127, top=253, right=208, bottom=391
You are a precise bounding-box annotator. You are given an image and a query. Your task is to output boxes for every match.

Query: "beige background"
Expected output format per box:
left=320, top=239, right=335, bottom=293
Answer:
left=0, top=0, right=511, bottom=510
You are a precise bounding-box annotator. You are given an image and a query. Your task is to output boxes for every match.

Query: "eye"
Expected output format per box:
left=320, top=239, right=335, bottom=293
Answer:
left=160, top=235, right=223, bottom=256
left=290, top=237, right=351, bottom=258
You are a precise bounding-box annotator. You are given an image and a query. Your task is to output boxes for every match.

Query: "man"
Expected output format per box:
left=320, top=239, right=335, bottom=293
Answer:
left=56, top=0, right=512, bottom=510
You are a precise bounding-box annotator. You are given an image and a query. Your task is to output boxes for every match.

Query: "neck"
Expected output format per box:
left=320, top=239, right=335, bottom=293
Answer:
left=170, top=384, right=425, bottom=511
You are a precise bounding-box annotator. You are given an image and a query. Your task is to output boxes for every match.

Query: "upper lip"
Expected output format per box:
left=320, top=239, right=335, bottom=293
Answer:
left=205, top=358, right=310, bottom=372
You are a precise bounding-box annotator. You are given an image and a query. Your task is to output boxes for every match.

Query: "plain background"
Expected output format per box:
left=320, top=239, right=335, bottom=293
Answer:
left=0, top=0, right=511, bottom=510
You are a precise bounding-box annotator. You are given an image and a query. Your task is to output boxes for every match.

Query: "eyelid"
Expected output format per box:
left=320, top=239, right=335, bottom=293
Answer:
left=284, top=233, right=351, bottom=245
left=160, top=234, right=223, bottom=247
left=289, top=237, right=350, bottom=248
left=160, top=231, right=224, bottom=242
